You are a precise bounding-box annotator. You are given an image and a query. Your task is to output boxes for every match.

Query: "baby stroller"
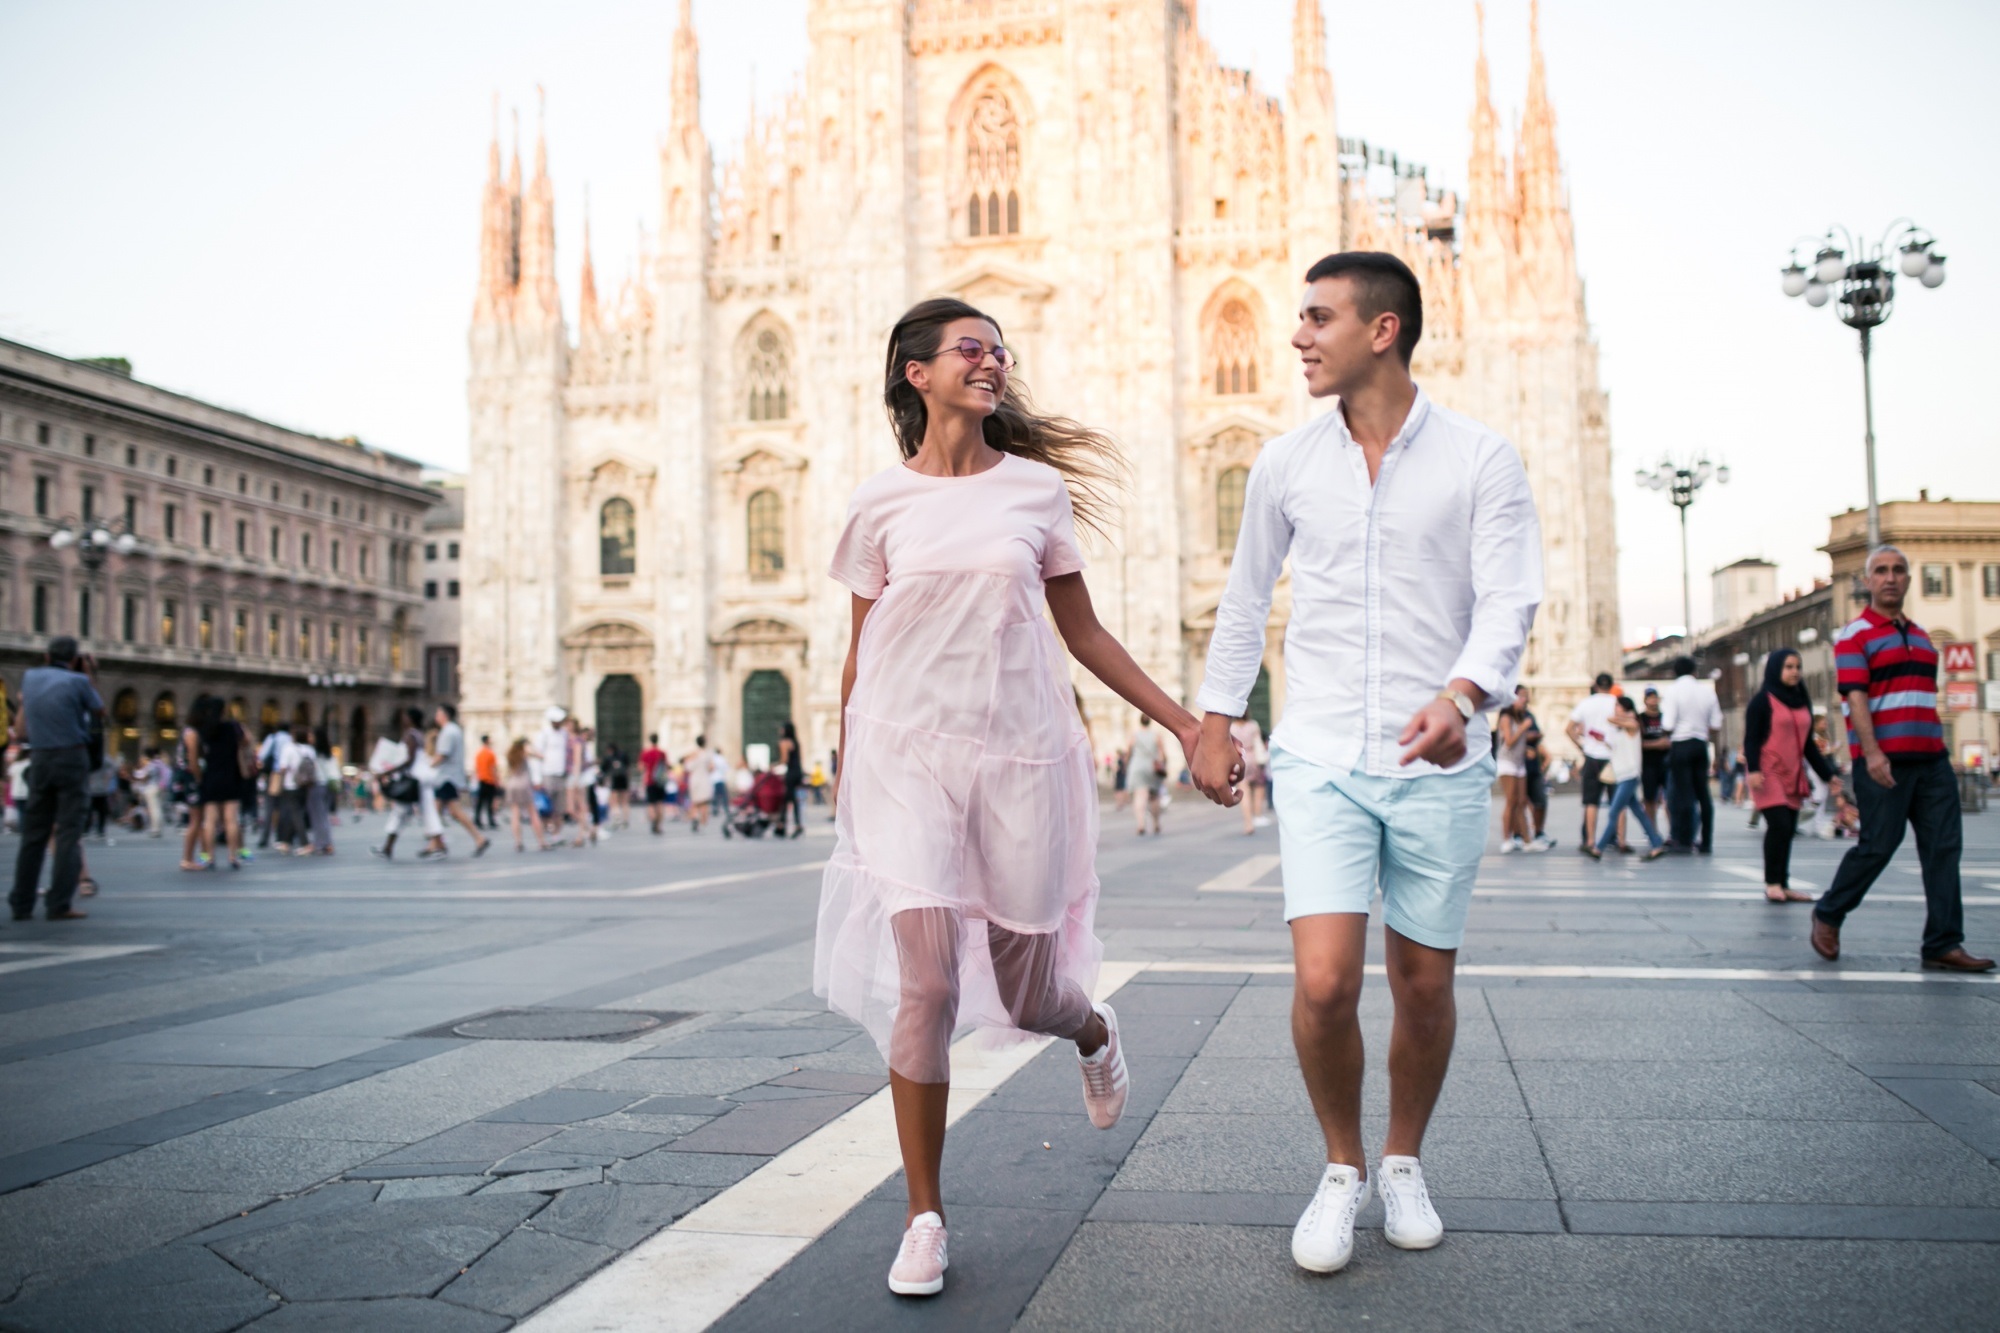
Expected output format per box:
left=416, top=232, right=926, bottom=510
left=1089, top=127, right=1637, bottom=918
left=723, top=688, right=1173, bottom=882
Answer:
left=722, top=771, right=788, bottom=839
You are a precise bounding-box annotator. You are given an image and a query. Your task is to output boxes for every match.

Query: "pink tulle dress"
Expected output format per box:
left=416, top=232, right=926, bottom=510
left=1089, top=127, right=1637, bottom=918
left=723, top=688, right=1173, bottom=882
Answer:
left=815, top=453, right=1102, bottom=1084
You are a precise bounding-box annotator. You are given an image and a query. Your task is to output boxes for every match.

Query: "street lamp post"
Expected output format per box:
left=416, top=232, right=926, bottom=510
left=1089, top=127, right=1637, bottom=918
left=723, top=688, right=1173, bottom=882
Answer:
left=1780, top=221, right=1947, bottom=552
left=1635, top=457, right=1729, bottom=638
left=47, top=517, right=142, bottom=640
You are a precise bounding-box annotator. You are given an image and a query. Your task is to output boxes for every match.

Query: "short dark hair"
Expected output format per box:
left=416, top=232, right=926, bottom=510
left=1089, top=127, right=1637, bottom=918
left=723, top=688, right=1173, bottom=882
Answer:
left=1304, top=251, right=1423, bottom=364
left=1592, top=672, right=1615, bottom=691
left=695, top=734, right=707, bottom=748
left=1616, top=696, right=1638, bottom=715
left=46, top=635, right=78, bottom=666
left=649, top=733, right=659, bottom=743
left=436, top=702, right=457, bottom=721
left=1671, top=655, right=1698, bottom=677
left=479, top=734, right=489, bottom=743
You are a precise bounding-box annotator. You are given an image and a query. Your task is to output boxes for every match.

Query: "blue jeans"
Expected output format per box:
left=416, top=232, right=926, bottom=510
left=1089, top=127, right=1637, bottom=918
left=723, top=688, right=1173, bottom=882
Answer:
left=1595, top=777, right=1663, bottom=851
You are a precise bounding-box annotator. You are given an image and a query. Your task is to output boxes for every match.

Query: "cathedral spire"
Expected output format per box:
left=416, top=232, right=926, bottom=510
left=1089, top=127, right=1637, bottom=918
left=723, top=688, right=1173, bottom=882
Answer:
left=1518, top=0, right=1562, bottom=223
left=1285, top=0, right=1341, bottom=250
left=1290, top=0, right=1333, bottom=116
left=474, top=94, right=515, bottom=322
left=671, top=0, right=701, bottom=148
left=577, top=188, right=599, bottom=332
left=516, top=87, right=563, bottom=329
left=1513, top=0, right=1577, bottom=318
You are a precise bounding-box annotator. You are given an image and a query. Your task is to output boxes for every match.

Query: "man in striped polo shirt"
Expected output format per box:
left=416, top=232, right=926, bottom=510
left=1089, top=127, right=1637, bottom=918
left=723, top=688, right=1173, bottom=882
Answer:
left=1811, top=547, right=1993, bottom=971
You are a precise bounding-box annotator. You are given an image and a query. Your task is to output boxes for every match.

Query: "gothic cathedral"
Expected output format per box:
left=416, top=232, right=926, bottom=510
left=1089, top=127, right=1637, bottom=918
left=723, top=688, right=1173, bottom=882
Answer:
left=462, top=0, right=1618, bottom=764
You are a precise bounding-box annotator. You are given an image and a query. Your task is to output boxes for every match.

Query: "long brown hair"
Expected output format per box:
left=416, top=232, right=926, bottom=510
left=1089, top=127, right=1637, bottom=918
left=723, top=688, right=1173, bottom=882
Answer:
left=883, top=297, right=1122, bottom=537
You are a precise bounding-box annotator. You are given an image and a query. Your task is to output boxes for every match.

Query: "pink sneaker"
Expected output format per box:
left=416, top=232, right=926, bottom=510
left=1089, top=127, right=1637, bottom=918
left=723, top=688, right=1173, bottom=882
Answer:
left=887, top=1211, right=948, bottom=1296
left=1078, top=1002, right=1129, bottom=1129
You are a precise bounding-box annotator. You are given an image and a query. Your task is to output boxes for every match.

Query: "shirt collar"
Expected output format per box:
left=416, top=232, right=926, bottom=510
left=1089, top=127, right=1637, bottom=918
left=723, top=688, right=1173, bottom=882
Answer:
left=1329, top=383, right=1431, bottom=451
left=1859, top=604, right=1915, bottom=631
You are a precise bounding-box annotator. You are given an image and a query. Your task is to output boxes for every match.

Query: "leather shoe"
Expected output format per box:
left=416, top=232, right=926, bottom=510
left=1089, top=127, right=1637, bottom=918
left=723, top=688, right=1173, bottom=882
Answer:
left=45, top=909, right=88, bottom=921
left=1922, top=948, right=1996, bottom=973
left=1810, top=916, right=1840, bottom=961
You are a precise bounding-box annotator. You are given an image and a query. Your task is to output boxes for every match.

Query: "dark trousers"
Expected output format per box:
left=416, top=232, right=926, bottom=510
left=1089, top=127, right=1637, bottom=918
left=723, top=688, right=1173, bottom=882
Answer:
left=473, top=782, right=500, bottom=829
left=274, top=789, right=305, bottom=846
left=1816, top=756, right=1963, bottom=958
left=1762, top=805, right=1799, bottom=887
left=1667, top=739, right=1714, bottom=850
left=11, top=746, right=90, bottom=918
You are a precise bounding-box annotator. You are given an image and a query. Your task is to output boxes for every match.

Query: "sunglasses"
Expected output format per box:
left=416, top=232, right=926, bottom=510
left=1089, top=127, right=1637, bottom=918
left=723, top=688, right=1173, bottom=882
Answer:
left=937, top=337, right=1016, bottom=372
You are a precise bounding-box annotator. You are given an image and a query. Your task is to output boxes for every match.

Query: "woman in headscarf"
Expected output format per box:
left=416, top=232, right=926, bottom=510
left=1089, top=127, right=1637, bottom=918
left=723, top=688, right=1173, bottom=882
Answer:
left=1744, top=647, right=1840, bottom=902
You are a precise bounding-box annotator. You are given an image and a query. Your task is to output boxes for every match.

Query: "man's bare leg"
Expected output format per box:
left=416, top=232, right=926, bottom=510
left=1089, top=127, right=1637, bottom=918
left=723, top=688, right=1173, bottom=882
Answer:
left=1290, top=912, right=1370, bottom=1172
left=1380, top=926, right=1457, bottom=1158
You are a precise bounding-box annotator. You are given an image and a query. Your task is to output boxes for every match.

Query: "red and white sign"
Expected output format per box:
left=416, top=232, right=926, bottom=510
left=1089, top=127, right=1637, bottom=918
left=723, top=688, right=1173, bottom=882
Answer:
left=1944, top=642, right=1977, bottom=673
left=1945, top=681, right=1980, bottom=712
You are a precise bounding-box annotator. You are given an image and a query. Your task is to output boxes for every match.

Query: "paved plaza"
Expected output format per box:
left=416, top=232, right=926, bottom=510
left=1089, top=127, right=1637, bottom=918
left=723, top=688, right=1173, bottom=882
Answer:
left=0, top=788, right=1997, bottom=1332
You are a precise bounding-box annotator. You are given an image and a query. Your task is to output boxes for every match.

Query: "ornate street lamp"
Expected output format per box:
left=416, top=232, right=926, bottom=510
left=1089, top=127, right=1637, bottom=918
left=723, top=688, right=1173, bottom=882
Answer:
left=47, top=516, right=143, bottom=640
left=1634, top=457, right=1729, bottom=639
left=1781, top=221, right=1946, bottom=551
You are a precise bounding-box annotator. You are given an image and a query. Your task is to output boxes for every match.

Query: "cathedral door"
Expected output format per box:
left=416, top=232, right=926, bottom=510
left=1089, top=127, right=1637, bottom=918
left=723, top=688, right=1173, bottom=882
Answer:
left=740, top=670, right=792, bottom=768
left=596, top=675, right=644, bottom=764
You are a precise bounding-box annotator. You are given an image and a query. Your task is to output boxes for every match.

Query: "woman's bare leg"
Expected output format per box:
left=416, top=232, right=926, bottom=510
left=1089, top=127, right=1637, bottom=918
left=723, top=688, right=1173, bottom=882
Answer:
left=889, top=1074, right=951, bottom=1225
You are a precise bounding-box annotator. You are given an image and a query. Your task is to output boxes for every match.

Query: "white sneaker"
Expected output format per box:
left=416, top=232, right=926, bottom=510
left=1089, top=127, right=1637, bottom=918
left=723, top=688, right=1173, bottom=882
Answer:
left=1499, top=836, right=1521, bottom=854
left=1530, top=834, right=1557, bottom=852
left=1078, top=1002, right=1129, bottom=1129
left=887, top=1211, right=948, bottom=1296
left=1377, top=1155, right=1444, bottom=1250
left=1292, top=1164, right=1370, bottom=1273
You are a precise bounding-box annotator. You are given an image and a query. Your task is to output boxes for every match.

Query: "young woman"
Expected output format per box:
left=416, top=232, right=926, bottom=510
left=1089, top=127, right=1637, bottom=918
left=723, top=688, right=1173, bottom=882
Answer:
left=1587, top=696, right=1667, bottom=860
left=777, top=721, right=806, bottom=839
left=1229, top=713, right=1269, bottom=836
left=818, top=298, right=1204, bottom=1297
left=503, top=738, right=548, bottom=852
left=1745, top=648, right=1839, bottom=901
left=1494, top=697, right=1534, bottom=850
left=190, top=695, right=251, bottom=870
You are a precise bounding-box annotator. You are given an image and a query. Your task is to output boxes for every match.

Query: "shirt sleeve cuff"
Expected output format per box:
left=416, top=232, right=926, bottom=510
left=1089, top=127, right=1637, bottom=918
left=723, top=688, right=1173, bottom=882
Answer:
left=1444, top=658, right=1509, bottom=708
left=1195, top=684, right=1250, bottom=719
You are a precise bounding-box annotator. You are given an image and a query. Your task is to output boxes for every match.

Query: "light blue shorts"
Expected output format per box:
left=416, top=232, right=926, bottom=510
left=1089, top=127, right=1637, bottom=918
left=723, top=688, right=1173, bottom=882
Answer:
left=1270, top=748, right=1494, bottom=950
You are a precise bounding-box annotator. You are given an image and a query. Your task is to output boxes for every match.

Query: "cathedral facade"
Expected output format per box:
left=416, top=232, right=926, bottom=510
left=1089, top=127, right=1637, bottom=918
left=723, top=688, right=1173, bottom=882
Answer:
left=462, top=0, right=1618, bottom=765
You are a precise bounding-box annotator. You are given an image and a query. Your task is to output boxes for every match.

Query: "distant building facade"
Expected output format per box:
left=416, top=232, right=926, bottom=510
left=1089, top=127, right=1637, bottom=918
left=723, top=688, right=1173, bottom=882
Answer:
left=462, top=0, right=1619, bottom=762
left=1711, top=557, right=1778, bottom=629
left=0, top=338, right=435, bottom=760
left=418, top=472, right=464, bottom=706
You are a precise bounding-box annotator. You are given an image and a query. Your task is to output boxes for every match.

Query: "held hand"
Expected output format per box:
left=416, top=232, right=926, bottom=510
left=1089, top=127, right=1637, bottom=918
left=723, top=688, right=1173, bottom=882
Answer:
left=1865, top=750, right=1894, bottom=789
left=1188, top=730, right=1243, bottom=807
left=1398, top=698, right=1468, bottom=768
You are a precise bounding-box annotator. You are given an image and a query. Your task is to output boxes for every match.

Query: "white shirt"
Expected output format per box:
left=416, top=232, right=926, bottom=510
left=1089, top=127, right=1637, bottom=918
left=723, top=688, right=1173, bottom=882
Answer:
left=1568, top=693, right=1618, bottom=762
left=535, top=725, right=568, bottom=777
left=1660, top=674, right=1722, bottom=743
left=1606, top=720, right=1643, bottom=783
left=1196, top=387, right=1543, bottom=778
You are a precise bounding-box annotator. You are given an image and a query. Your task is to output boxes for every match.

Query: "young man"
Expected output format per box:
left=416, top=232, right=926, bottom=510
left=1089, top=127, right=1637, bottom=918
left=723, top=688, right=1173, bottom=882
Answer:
left=423, top=703, right=491, bottom=859
left=640, top=733, right=670, bottom=834
left=9, top=637, right=104, bottom=922
left=1638, top=688, right=1670, bottom=833
left=1513, top=685, right=1555, bottom=851
left=1190, top=252, right=1541, bottom=1275
left=472, top=735, right=501, bottom=830
left=534, top=707, right=570, bottom=837
left=1812, top=547, right=1993, bottom=972
left=1659, top=655, right=1721, bottom=853
left=1565, top=673, right=1617, bottom=853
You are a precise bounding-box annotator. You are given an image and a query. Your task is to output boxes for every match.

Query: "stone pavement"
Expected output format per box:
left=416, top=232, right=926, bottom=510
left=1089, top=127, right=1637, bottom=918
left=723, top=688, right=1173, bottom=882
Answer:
left=0, top=787, right=1995, bottom=1331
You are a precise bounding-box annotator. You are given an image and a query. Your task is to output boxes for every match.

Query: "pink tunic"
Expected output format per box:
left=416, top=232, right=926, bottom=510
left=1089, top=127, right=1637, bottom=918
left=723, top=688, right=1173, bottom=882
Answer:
left=815, top=454, right=1102, bottom=1066
left=1755, top=701, right=1814, bottom=812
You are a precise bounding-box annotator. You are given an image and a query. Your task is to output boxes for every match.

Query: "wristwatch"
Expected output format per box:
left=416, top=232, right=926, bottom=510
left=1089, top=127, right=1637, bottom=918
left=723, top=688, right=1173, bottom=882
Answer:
left=1437, top=688, right=1477, bottom=722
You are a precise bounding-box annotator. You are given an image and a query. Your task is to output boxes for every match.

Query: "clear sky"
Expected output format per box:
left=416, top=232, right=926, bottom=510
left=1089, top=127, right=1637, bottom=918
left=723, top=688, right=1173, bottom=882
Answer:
left=2, top=0, right=1994, bottom=637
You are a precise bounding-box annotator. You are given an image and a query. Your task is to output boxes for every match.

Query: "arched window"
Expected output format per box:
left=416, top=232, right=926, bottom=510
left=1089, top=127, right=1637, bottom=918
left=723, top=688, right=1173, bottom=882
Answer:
left=963, top=88, right=1022, bottom=237
left=1216, top=466, right=1249, bottom=552
left=599, top=498, right=636, bottom=576
left=1209, top=300, right=1261, bottom=396
left=743, top=326, right=792, bottom=421
left=747, top=490, right=785, bottom=581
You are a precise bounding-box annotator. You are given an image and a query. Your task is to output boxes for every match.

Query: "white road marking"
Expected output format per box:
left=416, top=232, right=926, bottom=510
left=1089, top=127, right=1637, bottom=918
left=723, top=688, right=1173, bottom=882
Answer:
left=516, top=961, right=1149, bottom=1333
left=111, top=861, right=828, bottom=902
left=1195, top=854, right=1281, bottom=893
left=1110, top=960, right=2000, bottom=985
left=1715, top=862, right=1819, bottom=892
left=0, top=943, right=160, bottom=976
